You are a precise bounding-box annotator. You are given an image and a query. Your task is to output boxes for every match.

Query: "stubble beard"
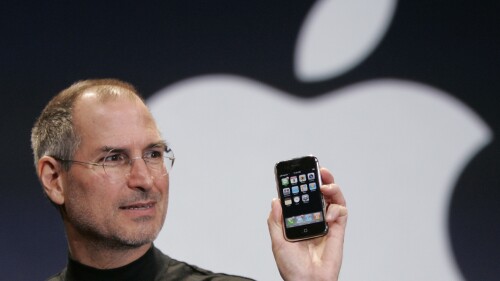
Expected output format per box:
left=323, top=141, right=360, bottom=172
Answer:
left=62, top=167, right=169, bottom=252
left=63, top=188, right=167, bottom=251
left=66, top=205, right=164, bottom=251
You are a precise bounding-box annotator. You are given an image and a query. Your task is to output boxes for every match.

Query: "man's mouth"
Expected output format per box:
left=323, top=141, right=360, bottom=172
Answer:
left=120, top=202, right=155, bottom=210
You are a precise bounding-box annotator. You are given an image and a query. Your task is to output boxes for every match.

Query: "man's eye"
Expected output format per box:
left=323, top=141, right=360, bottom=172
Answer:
left=104, top=153, right=126, bottom=163
left=145, top=150, right=163, bottom=159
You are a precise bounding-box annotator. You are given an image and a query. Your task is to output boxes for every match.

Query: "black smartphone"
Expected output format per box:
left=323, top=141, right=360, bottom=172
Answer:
left=274, top=155, right=328, bottom=241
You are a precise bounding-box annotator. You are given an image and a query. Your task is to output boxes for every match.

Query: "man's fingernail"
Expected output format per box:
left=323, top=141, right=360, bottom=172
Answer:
left=271, top=198, right=278, bottom=207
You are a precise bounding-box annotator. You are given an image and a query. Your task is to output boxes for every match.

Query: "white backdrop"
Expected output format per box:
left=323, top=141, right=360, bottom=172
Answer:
left=148, top=0, right=492, bottom=280
left=149, top=76, right=490, bottom=280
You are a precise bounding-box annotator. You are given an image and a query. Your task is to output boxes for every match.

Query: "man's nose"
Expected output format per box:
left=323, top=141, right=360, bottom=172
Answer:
left=125, top=157, right=154, bottom=191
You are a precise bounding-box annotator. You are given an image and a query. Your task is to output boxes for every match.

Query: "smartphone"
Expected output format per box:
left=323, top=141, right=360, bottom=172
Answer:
left=274, top=155, right=328, bottom=241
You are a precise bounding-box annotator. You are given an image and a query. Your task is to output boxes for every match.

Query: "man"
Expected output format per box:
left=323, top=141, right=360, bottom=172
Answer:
left=31, top=79, right=348, bottom=280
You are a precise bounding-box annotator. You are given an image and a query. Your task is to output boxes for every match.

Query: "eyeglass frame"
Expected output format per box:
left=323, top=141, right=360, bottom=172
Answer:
left=50, top=145, right=175, bottom=177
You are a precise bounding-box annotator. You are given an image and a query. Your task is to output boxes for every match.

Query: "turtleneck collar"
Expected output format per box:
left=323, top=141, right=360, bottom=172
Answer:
left=65, top=245, right=158, bottom=281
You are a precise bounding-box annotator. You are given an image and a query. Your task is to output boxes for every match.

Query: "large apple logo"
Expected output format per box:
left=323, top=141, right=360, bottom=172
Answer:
left=148, top=1, right=492, bottom=280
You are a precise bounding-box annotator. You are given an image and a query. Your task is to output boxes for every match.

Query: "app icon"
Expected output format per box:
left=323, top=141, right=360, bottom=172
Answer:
left=305, top=214, right=313, bottom=222
left=299, top=174, right=307, bottom=183
left=300, top=184, right=308, bottom=192
left=290, top=176, right=298, bottom=184
left=302, top=194, right=310, bottom=203
left=293, top=196, right=300, bottom=203
left=283, top=187, right=290, bottom=196
left=309, top=182, right=317, bottom=191
left=296, top=215, right=304, bottom=224
left=313, top=212, right=322, bottom=221
left=284, top=198, right=292, bottom=206
left=292, top=186, right=299, bottom=194
left=281, top=177, right=289, bottom=186
left=286, top=217, right=295, bottom=226
left=307, top=173, right=315, bottom=181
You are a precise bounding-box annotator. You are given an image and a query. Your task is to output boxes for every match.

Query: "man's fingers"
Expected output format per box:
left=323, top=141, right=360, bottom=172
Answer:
left=321, top=183, right=346, bottom=207
left=325, top=203, right=348, bottom=222
left=268, top=198, right=282, bottom=223
left=320, top=167, right=334, bottom=184
left=267, top=198, right=284, bottom=240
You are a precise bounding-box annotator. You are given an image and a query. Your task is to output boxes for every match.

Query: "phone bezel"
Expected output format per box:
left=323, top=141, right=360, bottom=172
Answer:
left=274, top=155, right=328, bottom=241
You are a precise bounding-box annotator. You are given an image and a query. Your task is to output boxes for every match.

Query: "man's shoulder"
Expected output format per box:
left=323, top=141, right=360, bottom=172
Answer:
left=154, top=247, right=255, bottom=281
left=45, top=268, right=66, bottom=281
left=45, top=248, right=255, bottom=281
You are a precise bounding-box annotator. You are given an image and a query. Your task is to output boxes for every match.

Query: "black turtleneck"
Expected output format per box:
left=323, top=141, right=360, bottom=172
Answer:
left=65, top=246, right=158, bottom=281
left=47, top=245, right=254, bottom=281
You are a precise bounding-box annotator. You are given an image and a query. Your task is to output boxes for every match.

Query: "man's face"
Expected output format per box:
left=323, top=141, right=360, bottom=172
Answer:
left=62, top=91, right=169, bottom=248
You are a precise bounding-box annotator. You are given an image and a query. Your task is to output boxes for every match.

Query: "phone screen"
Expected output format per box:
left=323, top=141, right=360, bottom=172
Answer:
left=275, top=156, right=328, bottom=241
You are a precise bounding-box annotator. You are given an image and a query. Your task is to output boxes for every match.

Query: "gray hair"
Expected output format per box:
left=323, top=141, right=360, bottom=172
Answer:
left=31, top=79, right=143, bottom=171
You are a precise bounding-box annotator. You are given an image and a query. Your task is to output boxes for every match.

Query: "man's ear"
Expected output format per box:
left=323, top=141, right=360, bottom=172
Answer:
left=37, top=156, right=66, bottom=205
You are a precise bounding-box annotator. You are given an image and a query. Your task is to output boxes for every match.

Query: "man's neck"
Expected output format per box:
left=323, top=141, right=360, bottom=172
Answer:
left=67, top=238, right=152, bottom=269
